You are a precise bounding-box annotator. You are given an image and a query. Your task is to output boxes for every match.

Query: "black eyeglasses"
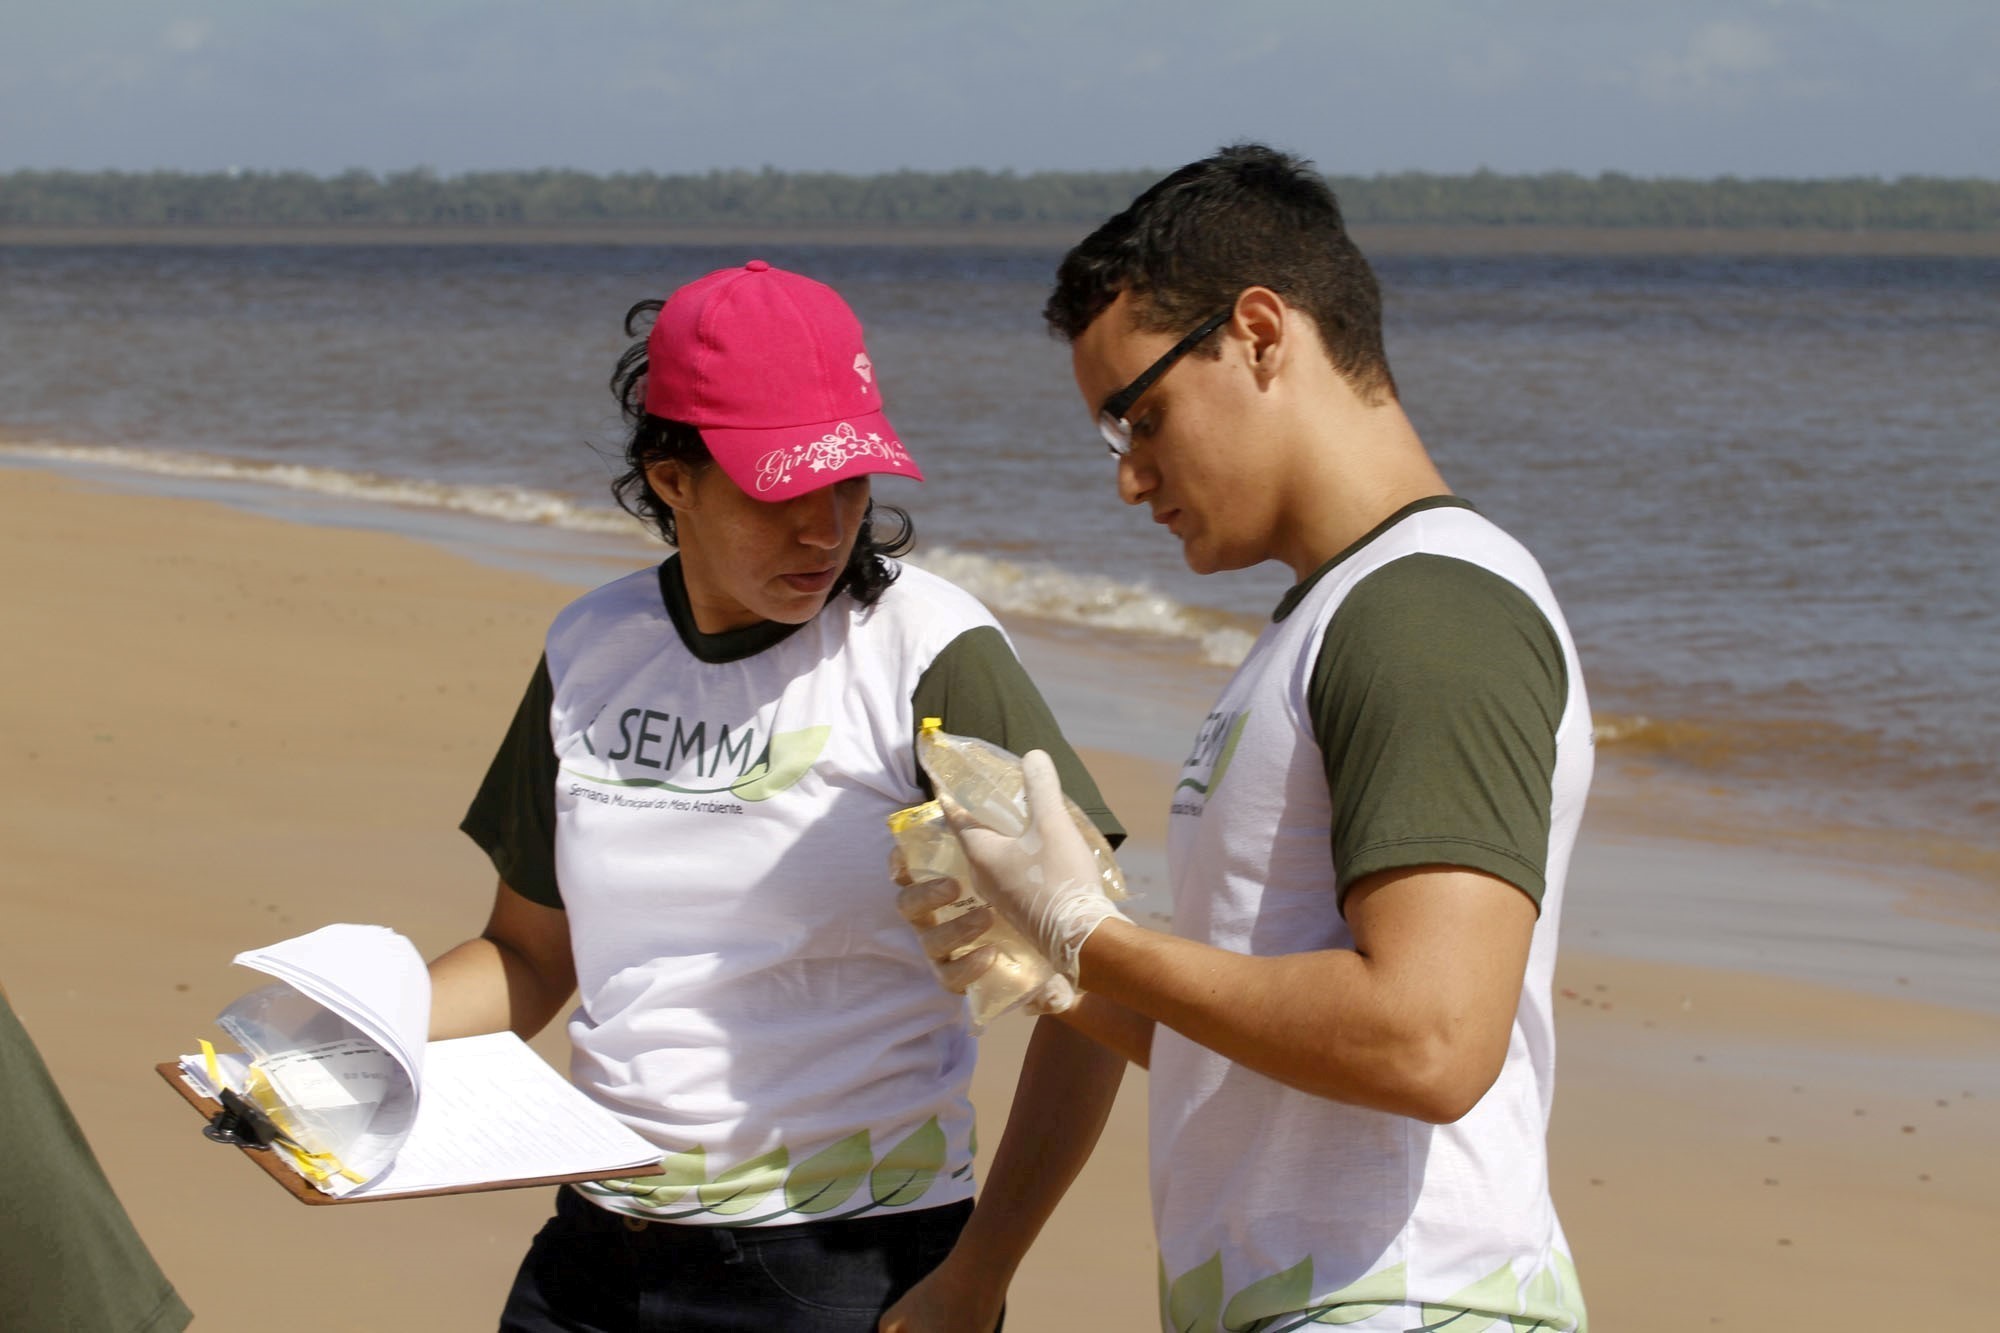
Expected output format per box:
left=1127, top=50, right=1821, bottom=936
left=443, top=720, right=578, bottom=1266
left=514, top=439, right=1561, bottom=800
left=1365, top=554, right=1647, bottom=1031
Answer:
left=1096, top=309, right=1233, bottom=457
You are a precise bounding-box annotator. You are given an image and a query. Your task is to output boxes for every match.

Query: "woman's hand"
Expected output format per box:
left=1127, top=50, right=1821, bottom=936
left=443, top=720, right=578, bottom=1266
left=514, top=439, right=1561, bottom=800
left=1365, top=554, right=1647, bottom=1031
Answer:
left=940, top=750, right=1128, bottom=986
left=894, top=877, right=1079, bottom=1015
left=877, top=1245, right=1006, bottom=1332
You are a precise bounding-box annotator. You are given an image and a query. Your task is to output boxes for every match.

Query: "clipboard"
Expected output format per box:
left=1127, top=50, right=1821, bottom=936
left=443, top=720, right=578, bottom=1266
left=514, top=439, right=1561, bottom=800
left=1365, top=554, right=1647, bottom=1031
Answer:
left=170, top=927, right=663, bottom=1204
left=156, top=1044, right=662, bottom=1205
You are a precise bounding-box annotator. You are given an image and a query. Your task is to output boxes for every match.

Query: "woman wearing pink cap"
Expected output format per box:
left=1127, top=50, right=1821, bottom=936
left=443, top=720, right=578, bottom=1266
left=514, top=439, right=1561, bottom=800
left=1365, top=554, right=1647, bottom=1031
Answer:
left=424, top=260, right=1124, bottom=1331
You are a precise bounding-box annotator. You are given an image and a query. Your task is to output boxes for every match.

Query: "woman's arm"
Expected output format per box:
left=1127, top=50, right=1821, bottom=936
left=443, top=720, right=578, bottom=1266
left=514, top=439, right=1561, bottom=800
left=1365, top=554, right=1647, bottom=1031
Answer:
left=880, top=1015, right=1126, bottom=1331
left=427, top=879, right=577, bottom=1041
left=1054, top=991, right=1156, bottom=1069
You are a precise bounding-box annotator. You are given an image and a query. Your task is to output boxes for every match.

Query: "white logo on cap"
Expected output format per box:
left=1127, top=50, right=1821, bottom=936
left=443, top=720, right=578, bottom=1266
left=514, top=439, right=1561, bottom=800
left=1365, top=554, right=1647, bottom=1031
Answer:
left=853, top=353, right=874, bottom=391
left=754, top=422, right=911, bottom=493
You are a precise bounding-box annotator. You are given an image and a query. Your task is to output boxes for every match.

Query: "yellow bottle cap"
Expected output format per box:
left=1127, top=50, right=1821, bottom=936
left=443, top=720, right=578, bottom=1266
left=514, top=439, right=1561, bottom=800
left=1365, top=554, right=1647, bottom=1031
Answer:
left=886, top=800, right=943, bottom=835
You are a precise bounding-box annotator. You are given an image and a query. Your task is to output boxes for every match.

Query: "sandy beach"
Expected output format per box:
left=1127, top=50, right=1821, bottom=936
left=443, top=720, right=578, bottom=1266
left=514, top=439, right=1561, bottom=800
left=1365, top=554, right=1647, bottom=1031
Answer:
left=4, top=463, right=1996, bottom=1331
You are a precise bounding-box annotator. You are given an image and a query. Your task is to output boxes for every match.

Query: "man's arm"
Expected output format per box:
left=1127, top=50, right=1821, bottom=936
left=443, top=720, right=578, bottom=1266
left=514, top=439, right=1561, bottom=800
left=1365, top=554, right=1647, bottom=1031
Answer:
left=880, top=1016, right=1125, bottom=1331
left=1068, top=556, right=1560, bottom=1118
left=1077, top=864, right=1535, bottom=1123
left=941, top=730, right=1542, bottom=1122
left=924, top=834, right=1532, bottom=1116
left=428, top=879, right=577, bottom=1041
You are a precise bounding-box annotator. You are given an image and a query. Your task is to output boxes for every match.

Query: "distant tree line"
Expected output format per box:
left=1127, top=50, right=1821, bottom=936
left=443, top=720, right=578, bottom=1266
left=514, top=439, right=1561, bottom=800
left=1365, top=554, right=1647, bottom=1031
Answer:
left=2, top=167, right=1994, bottom=231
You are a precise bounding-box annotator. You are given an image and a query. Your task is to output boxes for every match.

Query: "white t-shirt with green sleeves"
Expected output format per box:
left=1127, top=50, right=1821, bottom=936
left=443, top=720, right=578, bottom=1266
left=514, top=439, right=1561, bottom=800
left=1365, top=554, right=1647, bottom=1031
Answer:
left=462, top=557, right=1119, bottom=1228
left=1153, top=498, right=1593, bottom=1332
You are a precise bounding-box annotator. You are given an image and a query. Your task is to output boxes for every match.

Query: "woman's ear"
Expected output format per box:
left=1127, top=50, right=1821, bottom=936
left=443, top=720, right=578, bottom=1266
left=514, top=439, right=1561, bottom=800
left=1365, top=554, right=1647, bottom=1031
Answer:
left=645, top=458, right=699, bottom=512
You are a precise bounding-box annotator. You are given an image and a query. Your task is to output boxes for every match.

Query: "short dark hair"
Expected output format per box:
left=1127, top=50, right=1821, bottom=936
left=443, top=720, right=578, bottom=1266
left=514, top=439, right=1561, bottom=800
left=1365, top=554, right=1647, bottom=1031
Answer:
left=1043, top=143, right=1397, bottom=403
left=607, top=299, right=912, bottom=607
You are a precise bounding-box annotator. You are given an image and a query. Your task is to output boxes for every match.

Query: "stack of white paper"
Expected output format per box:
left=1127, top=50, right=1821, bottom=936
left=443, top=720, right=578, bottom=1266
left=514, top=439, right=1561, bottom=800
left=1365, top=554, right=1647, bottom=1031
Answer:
left=183, top=924, right=659, bottom=1200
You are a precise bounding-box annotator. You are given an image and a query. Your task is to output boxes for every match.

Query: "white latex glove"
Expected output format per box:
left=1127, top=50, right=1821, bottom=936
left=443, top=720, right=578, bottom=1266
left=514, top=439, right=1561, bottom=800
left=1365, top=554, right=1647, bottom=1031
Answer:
left=939, top=749, right=1130, bottom=986
left=894, top=877, right=1079, bottom=1016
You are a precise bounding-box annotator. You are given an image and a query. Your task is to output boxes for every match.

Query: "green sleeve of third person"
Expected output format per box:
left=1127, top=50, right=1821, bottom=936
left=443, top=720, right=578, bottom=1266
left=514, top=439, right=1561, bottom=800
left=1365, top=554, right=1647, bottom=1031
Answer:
left=2, top=993, right=192, bottom=1333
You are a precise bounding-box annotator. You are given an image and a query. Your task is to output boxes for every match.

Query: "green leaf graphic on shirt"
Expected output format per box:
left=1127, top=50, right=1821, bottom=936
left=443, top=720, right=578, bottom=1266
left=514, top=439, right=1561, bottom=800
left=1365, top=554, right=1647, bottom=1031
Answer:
left=731, top=726, right=831, bottom=801
left=1167, top=1252, right=1224, bottom=1333
left=1221, top=1255, right=1313, bottom=1329
left=1515, top=1250, right=1586, bottom=1332
left=696, top=1145, right=789, bottom=1215
left=1520, top=1265, right=1560, bottom=1328
left=1208, top=711, right=1248, bottom=793
left=1557, top=1250, right=1585, bottom=1331
left=868, top=1116, right=945, bottom=1208
left=783, top=1130, right=872, bottom=1215
left=1528, top=1256, right=1560, bottom=1304
left=623, top=1146, right=705, bottom=1207
left=1420, top=1261, right=1520, bottom=1332
left=1308, top=1261, right=1406, bottom=1325
left=1173, top=712, right=1249, bottom=796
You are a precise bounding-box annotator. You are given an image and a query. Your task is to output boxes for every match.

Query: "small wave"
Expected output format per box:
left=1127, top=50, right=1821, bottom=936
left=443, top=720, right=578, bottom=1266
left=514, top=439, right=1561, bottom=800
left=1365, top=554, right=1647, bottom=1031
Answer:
left=1591, top=709, right=1913, bottom=769
left=3, top=438, right=1258, bottom=666
left=1592, top=714, right=1709, bottom=749
left=1589, top=706, right=1992, bottom=812
left=1592, top=711, right=1845, bottom=772
left=906, top=547, right=1256, bottom=667
left=0, top=440, right=642, bottom=537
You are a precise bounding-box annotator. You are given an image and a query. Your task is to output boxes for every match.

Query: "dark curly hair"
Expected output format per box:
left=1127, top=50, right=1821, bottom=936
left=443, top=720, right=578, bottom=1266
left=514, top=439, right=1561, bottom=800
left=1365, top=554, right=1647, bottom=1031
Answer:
left=608, top=299, right=913, bottom=608
left=1043, top=142, right=1397, bottom=405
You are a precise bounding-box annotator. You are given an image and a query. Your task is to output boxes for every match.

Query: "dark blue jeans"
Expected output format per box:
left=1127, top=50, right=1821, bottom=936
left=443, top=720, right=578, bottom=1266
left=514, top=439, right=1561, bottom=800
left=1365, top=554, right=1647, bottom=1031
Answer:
left=497, top=1186, right=988, bottom=1332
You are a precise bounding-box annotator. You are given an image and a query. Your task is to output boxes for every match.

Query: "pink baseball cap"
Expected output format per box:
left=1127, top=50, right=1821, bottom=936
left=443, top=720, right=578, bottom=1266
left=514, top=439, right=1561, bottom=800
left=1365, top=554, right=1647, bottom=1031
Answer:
left=643, top=260, right=924, bottom=501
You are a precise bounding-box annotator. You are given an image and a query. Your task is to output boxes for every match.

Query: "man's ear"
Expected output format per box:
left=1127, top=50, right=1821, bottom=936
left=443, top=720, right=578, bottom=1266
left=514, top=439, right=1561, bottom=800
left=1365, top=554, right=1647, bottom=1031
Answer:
left=645, top=458, right=698, bottom=512
left=1234, top=286, right=1289, bottom=384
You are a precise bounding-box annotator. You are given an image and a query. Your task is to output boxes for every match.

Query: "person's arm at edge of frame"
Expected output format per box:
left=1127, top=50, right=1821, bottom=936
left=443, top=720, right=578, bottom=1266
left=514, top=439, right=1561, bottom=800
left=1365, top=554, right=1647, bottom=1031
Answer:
left=880, top=1014, right=1125, bottom=1331
left=426, top=878, right=578, bottom=1041
left=1073, top=863, right=1536, bottom=1124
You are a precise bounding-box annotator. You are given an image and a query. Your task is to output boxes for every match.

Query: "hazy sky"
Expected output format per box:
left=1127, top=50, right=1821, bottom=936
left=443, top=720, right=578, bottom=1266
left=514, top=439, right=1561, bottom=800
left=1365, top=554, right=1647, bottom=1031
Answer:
left=4, top=0, right=1995, bottom=178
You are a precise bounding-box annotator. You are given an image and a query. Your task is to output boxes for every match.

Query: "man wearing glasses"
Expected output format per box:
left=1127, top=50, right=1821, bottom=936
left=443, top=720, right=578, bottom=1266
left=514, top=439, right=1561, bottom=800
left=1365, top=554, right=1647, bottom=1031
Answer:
left=906, top=144, right=1593, bottom=1331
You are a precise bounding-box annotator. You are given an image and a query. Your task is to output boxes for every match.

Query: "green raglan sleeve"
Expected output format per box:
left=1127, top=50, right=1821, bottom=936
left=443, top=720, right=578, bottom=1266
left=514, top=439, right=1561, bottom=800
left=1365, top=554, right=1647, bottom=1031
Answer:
left=1307, top=555, right=1567, bottom=909
left=2, top=993, right=191, bottom=1333
left=459, top=655, right=563, bottom=908
left=910, top=625, right=1125, bottom=846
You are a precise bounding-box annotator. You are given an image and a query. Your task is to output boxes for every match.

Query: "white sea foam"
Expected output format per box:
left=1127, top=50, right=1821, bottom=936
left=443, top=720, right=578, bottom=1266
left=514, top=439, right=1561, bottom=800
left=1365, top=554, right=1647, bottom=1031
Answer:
left=2, top=440, right=1255, bottom=666
left=906, top=547, right=1255, bottom=667
left=0, top=440, right=641, bottom=537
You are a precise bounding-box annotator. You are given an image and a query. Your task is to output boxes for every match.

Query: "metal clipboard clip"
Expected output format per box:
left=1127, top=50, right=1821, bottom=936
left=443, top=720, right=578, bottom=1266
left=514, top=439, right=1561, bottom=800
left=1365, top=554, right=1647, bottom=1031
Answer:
left=188, top=1039, right=361, bottom=1184
left=202, top=1085, right=289, bottom=1151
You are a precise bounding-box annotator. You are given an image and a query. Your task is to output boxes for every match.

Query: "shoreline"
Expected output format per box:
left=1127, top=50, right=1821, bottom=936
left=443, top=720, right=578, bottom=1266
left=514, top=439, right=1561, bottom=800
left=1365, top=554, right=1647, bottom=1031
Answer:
left=10, top=446, right=1998, bottom=973
left=3, top=463, right=1995, bottom=1330
left=7, top=436, right=1992, bottom=880
left=6, top=221, right=2000, bottom=256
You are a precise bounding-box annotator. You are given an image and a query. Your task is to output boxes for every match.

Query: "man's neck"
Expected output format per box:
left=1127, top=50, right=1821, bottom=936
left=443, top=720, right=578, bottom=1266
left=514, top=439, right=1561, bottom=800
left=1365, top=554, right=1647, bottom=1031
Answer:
left=1270, top=395, right=1451, bottom=580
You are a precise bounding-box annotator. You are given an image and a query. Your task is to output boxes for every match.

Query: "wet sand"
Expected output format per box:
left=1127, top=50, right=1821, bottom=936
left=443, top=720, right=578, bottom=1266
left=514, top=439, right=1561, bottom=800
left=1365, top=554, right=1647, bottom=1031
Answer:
left=2, top=464, right=1995, bottom=1331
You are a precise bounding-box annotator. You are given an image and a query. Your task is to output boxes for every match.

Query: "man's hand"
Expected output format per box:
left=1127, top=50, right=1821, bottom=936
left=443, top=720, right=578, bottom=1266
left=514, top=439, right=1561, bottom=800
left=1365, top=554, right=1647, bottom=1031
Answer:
left=941, top=750, right=1129, bottom=986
